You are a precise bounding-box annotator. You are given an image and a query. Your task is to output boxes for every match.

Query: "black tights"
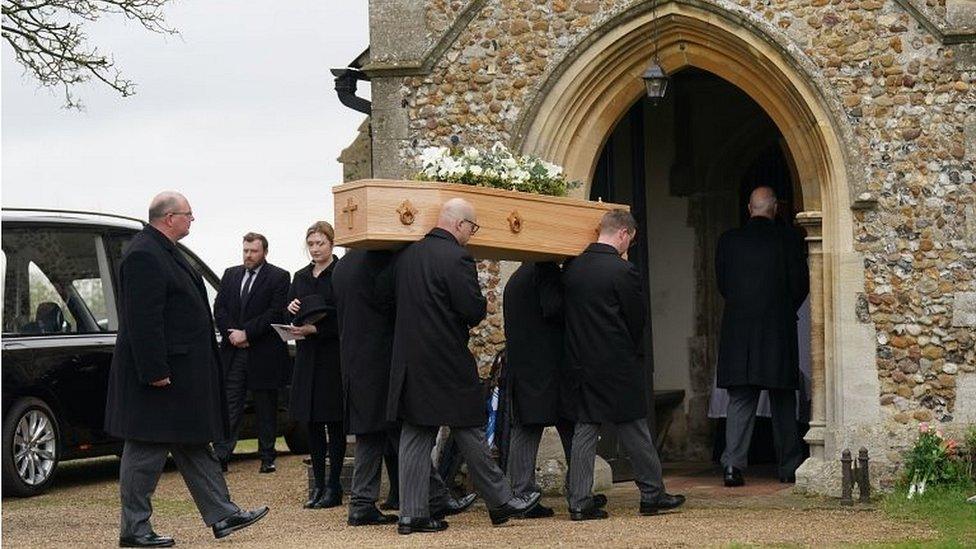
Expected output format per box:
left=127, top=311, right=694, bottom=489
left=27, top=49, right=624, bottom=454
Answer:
left=308, top=421, right=346, bottom=490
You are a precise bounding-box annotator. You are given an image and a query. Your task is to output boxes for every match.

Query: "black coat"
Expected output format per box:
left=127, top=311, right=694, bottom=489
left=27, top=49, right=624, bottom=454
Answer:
left=104, top=225, right=227, bottom=444
left=716, top=217, right=809, bottom=389
left=387, top=228, right=487, bottom=428
left=288, top=258, right=342, bottom=423
left=332, top=249, right=396, bottom=435
left=563, top=243, right=648, bottom=424
left=503, top=262, right=575, bottom=425
left=213, top=262, right=291, bottom=390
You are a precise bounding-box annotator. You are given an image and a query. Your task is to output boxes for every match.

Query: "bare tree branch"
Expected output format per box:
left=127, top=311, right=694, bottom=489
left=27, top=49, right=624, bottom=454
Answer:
left=2, top=0, right=178, bottom=109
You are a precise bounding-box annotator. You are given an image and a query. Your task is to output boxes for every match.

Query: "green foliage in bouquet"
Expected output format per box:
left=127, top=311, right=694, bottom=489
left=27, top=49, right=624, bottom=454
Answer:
left=414, top=143, right=580, bottom=197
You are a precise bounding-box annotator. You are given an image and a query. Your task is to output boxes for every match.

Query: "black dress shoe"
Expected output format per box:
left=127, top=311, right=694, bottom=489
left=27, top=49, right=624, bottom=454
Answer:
left=640, top=493, right=686, bottom=515
left=489, top=491, right=541, bottom=526
left=592, top=493, right=608, bottom=509
left=397, top=517, right=449, bottom=535
left=348, top=506, right=398, bottom=526
left=724, top=466, right=745, bottom=487
left=432, top=492, right=477, bottom=519
left=520, top=502, right=555, bottom=518
left=304, top=488, right=324, bottom=509
left=212, top=506, right=270, bottom=539
left=119, top=531, right=175, bottom=548
left=569, top=505, right=609, bottom=521
left=259, top=462, right=276, bottom=474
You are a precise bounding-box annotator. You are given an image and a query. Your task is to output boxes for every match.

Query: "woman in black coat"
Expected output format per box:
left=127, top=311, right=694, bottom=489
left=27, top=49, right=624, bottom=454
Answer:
left=286, top=221, right=344, bottom=509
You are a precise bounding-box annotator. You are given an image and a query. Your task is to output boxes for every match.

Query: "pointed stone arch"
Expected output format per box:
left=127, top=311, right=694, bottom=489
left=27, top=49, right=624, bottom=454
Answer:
left=514, top=0, right=880, bottom=489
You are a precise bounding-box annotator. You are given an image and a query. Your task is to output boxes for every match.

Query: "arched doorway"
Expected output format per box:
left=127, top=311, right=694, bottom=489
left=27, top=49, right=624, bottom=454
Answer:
left=516, top=0, right=862, bottom=487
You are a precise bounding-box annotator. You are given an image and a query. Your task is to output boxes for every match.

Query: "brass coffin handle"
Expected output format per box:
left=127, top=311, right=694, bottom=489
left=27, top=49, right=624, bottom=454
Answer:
left=397, top=200, right=418, bottom=225
left=508, top=210, right=523, bottom=233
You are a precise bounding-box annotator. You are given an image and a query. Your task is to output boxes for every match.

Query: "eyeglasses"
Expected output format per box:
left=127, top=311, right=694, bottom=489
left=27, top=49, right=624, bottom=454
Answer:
left=461, top=219, right=480, bottom=235
left=168, top=211, right=194, bottom=218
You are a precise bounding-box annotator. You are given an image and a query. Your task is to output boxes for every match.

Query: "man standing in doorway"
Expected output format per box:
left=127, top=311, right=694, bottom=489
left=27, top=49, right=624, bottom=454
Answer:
left=105, top=192, right=268, bottom=547
left=563, top=209, right=685, bottom=521
left=212, top=232, right=291, bottom=473
left=716, top=186, right=809, bottom=486
left=388, top=198, right=541, bottom=534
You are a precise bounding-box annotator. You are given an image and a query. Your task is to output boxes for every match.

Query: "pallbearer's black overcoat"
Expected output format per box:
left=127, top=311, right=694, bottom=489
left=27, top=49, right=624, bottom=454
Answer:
left=387, top=228, right=487, bottom=428
left=503, top=261, right=575, bottom=425
left=563, top=243, right=648, bottom=424
left=332, top=249, right=396, bottom=435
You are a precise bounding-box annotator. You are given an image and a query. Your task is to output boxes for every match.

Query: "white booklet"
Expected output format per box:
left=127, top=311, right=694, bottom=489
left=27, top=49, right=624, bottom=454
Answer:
left=271, top=323, right=305, bottom=342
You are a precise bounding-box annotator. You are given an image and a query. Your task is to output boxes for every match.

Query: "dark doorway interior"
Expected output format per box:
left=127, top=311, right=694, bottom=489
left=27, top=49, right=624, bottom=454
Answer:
left=590, top=68, right=809, bottom=479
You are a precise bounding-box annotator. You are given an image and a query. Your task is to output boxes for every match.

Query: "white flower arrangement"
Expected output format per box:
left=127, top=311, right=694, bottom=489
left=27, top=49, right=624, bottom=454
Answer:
left=414, top=142, right=577, bottom=197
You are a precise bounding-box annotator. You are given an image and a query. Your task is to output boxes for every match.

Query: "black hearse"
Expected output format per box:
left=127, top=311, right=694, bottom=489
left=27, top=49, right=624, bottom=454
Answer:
left=1, top=208, right=305, bottom=496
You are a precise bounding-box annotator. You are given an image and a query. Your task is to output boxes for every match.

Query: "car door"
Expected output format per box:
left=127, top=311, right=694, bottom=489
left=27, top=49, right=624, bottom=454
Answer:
left=1, top=226, right=121, bottom=458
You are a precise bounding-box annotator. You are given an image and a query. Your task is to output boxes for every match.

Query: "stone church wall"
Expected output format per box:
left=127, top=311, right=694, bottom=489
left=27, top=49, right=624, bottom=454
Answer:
left=357, top=0, right=976, bottom=486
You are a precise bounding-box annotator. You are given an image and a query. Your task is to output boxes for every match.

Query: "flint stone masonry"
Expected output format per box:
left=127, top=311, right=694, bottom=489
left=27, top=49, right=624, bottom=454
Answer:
left=953, top=292, right=976, bottom=326
left=353, top=0, right=976, bottom=494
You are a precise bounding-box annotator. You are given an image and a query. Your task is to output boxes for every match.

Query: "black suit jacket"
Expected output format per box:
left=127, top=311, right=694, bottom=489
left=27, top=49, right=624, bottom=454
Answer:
left=503, top=262, right=575, bottom=425
left=104, top=225, right=228, bottom=444
left=387, top=228, right=487, bottom=428
left=716, top=217, right=809, bottom=389
left=213, top=262, right=291, bottom=390
left=332, top=249, right=396, bottom=435
left=563, top=242, right=648, bottom=424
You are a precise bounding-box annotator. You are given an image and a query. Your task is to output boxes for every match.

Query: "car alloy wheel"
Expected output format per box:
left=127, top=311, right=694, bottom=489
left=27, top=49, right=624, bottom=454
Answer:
left=14, top=409, right=57, bottom=486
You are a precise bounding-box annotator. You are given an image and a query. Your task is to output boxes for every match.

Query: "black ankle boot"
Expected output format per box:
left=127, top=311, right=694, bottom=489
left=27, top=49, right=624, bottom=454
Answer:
left=304, top=487, right=325, bottom=509
left=319, top=486, right=343, bottom=508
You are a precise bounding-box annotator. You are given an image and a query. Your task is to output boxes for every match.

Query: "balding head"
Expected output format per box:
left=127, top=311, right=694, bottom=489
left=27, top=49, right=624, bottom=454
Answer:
left=747, top=186, right=777, bottom=220
left=147, top=191, right=193, bottom=242
left=437, top=198, right=478, bottom=246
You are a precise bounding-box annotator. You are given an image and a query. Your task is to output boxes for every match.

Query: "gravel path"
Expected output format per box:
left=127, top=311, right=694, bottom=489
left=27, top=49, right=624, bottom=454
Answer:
left=1, top=453, right=931, bottom=548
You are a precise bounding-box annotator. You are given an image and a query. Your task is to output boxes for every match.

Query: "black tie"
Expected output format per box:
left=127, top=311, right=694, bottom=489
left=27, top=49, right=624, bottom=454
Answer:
left=241, top=269, right=255, bottom=301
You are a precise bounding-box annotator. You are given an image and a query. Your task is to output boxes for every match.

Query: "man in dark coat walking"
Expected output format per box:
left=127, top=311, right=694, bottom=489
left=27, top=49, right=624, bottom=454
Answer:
left=333, top=249, right=475, bottom=527
left=104, top=192, right=268, bottom=548
left=387, top=198, right=541, bottom=534
left=503, top=261, right=579, bottom=518
left=212, top=232, right=291, bottom=473
left=563, top=209, right=685, bottom=521
left=716, top=186, right=809, bottom=486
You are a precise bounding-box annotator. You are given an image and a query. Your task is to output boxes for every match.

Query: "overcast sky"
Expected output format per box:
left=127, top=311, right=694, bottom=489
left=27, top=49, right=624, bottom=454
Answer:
left=2, top=2, right=370, bottom=274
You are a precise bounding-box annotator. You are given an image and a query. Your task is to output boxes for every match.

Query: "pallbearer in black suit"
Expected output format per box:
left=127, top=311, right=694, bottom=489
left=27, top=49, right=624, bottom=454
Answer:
left=388, top=198, right=541, bottom=534
left=503, top=261, right=578, bottom=518
left=286, top=221, right=345, bottom=509
left=563, top=209, right=685, bottom=521
left=105, top=192, right=268, bottom=547
left=716, top=186, right=808, bottom=487
left=212, top=233, right=291, bottom=473
left=331, top=249, right=400, bottom=526
left=334, top=249, right=477, bottom=527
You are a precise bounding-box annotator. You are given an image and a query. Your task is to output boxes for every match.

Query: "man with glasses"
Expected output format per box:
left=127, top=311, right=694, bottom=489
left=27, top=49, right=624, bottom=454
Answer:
left=387, top=198, right=541, bottom=534
left=562, top=209, right=685, bottom=521
left=105, top=192, right=269, bottom=547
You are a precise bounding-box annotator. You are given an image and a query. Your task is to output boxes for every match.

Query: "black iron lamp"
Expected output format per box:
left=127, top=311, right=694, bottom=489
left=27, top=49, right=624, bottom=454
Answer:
left=641, top=61, right=669, bottom=103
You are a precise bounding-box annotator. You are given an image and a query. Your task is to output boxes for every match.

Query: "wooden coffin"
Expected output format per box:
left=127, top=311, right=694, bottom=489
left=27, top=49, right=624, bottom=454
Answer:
left=332, top=179, right=628, bottom=261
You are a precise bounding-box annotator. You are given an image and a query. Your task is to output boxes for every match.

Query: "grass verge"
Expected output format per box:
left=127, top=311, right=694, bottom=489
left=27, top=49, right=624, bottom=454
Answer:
left=875, top=483, right=976, bottom=548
